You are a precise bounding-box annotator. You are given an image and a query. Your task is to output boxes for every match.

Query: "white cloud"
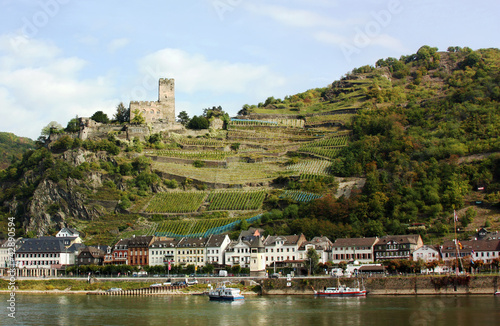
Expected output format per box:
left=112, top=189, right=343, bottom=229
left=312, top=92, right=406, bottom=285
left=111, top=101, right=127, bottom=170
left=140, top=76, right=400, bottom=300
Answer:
left=0, top=34, right=115, bottom=139
left=244, top=3, right=341, bottom=28
left=137, top=48, right=286, bottom=96
left=107, top=38, right=130, bottom=53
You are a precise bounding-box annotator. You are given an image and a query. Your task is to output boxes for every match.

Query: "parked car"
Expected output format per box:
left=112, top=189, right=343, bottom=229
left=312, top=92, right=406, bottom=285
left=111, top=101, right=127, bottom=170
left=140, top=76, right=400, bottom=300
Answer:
left=270, top=273, right=280, bottom=279
left=172, top=281, right=186, bottom=286
left=186, top=278, right=198, bottom=285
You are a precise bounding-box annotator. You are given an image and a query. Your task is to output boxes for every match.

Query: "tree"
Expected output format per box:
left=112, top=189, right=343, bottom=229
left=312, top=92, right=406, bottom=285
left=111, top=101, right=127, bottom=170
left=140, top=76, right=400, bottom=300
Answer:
left=41, top=121, right=63, bottom=136
left=113, top=102, right=129, bottom=123
left=90, top=111, right=110, bottom=124
left=187, top=115, right=209, bottom=130
left=177, top=111, right=190, bottom=126
left=304, top=247, right=320, bottom=275
left=65, top=116, right=80, bottom=133
left=130, top=109, right=146, bottom=124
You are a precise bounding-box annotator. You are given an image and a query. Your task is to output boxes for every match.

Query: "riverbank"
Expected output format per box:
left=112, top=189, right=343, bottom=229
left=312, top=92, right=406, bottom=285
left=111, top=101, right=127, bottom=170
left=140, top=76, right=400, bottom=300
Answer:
left=2, top=275, right=499, bottom=295
left=261, top=275, right=500, bottom=295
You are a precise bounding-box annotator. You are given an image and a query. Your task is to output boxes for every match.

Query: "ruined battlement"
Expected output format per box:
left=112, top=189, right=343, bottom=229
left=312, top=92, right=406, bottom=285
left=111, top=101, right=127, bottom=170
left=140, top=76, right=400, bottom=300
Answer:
left=130, top=78, right=175, bottom=124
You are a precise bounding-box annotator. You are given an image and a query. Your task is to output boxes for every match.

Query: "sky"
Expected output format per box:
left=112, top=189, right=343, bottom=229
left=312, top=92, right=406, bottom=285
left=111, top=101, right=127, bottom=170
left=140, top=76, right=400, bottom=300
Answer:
left=0, top=0, right=499, bottom=140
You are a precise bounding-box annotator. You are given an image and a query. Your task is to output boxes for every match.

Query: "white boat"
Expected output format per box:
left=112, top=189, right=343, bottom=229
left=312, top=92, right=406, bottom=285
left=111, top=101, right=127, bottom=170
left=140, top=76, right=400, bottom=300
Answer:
left=495, top=291, right=500, bottom=296
left=315, top=280, right=367, bottom=297
left=208, top=287, right=244, bottom=301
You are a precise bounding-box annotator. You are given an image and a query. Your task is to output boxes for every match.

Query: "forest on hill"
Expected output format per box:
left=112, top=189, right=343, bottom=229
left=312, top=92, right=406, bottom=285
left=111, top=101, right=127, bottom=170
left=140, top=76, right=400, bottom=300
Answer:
left=0, top=46, right=499, bottom=245
left=0, top=132, right=34, bottom=170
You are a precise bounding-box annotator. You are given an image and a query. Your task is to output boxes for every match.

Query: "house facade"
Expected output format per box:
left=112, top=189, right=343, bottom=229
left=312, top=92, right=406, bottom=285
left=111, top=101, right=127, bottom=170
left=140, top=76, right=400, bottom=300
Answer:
left=128, top=235, right=155, bottom=266
left=205, top=234, right=231, bottom=266
left=263, top=234, right=307, bottom=267
left=412, top=245, right=441, bottom=262
left=149, top=238, right=179, bottom=267
left=225, top=239, right=251, bottom=268
left=176, top=237, right=207, bottom=268
left=15, top=237, right=74, bottom=277
left=331, top=237, right=379, bottom=264
left=374, top=234, right=423, bottom=261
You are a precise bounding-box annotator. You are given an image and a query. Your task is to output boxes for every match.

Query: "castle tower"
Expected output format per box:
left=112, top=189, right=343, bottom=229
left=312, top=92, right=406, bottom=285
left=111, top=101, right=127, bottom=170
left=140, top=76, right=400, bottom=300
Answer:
left=250, top=236, right=267, bottom=277
left=129, top=78, right=175, bottom=124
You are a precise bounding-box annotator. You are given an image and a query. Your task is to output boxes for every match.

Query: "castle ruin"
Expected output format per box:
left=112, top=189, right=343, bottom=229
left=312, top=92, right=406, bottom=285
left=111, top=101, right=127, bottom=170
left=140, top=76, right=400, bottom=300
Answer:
left=129, top=78, right=175, bottom=124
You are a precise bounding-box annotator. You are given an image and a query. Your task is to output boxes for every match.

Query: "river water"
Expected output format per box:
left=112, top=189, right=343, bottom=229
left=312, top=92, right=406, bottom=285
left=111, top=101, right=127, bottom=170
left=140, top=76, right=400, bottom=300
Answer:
left=1, top=294, right=499, bottom=326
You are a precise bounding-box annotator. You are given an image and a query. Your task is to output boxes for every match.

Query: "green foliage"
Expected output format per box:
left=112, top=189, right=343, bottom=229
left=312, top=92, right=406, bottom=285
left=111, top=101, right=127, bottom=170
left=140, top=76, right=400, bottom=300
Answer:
left=187, top=115, right=209, bottom=130
left=90, top=111, right=110, bottom=124
left=113, top=102, right=129, bottom=123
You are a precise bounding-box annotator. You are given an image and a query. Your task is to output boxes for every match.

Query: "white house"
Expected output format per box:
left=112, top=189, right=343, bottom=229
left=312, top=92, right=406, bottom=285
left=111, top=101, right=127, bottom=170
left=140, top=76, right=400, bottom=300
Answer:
left=298, top=236, right=333, bottom=264
left=56, top=228, right=81, bottom=242
left=205, top=234, right=230, bottom=266
left=176, top=237, right=207, bottom=268
left=331, top=237, right=379, bottom=264
left=225, top=239, right=252, bottom=268
left=15, top=237, right=74, bottom=277
left=412, top=245, right=441, bottom=262
left=149, top=238, right=179, bottom=267
left=263, top=234, right=307, bottom=267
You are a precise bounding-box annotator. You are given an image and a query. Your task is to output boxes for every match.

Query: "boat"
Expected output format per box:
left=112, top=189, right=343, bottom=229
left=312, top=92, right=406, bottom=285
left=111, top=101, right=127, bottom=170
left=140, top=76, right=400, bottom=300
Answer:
left=208, top=286, right=244, bottom=301
left=495, top=291, right=500, bottom=296
left=314, top=279, right=367, bottom=297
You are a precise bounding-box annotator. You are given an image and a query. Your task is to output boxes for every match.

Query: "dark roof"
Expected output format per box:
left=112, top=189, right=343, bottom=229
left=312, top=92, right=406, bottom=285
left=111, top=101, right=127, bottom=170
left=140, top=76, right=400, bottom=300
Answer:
left=441, top=239, right=500, bottom=253
left=250, top=236, right=265, bottom=249
left=177, top=237, right=208, bottom=248
left=150, top=238, right=180, bottom=248
left=377, top=234, right=421, bottom=245
left=128, top=235, right=154, bottom=247
left=17, top=238, right=67, bottom=253
left=206, top=234, right=229, bottom=247
left=264, top=234, right=303, bottom=246
left=332, top=237, right=378, bottom=248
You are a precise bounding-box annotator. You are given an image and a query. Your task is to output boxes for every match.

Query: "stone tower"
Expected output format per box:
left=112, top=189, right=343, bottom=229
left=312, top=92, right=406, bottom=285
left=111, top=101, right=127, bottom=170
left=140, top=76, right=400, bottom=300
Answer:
left=250, top=236, right=267, bottom=277
left=129, top=78, right=175, bottom=124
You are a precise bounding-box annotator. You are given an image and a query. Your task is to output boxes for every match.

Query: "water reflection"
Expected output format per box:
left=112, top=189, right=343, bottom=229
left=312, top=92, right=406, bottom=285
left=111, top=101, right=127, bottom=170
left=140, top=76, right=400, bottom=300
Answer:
left=3, top=294, right=500, bottom=326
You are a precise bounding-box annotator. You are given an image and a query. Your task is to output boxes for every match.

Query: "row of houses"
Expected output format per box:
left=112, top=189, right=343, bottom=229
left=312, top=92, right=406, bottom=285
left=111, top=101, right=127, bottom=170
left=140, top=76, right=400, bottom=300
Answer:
left=1, top=227, right=500, bottom=277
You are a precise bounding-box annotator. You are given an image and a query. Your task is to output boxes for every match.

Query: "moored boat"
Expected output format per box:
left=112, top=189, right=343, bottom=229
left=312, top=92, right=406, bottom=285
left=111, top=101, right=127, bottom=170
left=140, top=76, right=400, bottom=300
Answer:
left=208, top=286, right=244, bottom=301
left=315, top=279, right=367, bottom=297
left=314, top=285, right=367, bottom=297
left=495, top=291, right=500, bottom=296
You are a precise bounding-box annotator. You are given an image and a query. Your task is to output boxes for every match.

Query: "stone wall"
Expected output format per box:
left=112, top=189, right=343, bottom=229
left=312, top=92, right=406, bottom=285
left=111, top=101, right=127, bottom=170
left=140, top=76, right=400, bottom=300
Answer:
left=260, top=275, right=500, bottom=295
left=130, top=78, right=175, bottom=124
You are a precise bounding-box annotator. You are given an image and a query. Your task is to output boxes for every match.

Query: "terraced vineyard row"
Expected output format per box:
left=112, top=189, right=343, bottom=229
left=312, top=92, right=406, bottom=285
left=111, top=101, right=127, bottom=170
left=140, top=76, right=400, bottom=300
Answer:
left=154, top=214, right=263, bottom=238
left=152, top=150, right=229, bottom=161
left=306, top=113, right=355, bottom=124
left=177, top=138, right=226, bottom=147
left=207, top=190, right=266, bottom=211
left=145, top=190, right=268, bottom=213
left=286, top=160, right=331, bottom=176
left=280, top=190, right=323, bottom=202
left=298, top=134, right=349, bottom=159
left=145, top=192, right=207, bottom=213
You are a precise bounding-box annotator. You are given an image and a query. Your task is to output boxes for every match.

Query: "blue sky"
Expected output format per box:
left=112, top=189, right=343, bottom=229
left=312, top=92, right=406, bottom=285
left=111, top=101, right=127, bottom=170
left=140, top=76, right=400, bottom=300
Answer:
left=0, top=0, right=499, bottom=139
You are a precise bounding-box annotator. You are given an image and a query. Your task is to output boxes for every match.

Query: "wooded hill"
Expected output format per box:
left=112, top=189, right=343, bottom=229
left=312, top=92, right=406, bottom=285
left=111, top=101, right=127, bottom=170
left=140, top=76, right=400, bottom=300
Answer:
left=0, top=132, right=34, bottom=170
left=1, top=46, right=499, bottom=245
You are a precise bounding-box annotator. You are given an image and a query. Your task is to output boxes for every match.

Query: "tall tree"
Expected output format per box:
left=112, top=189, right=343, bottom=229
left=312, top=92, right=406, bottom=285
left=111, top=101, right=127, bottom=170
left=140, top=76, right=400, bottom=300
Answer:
left=41, top=121, right=63, bottom=136
left=90, top=111, right=110, bottom=124
left=177, top=110, right=190, bottom=126
left=113, top=102, right=129, bottom=123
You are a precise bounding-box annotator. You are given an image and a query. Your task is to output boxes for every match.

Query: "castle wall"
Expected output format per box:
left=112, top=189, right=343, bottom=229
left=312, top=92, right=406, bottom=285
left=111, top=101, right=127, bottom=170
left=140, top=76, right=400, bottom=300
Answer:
left=130, top=78, right=175, bottom=124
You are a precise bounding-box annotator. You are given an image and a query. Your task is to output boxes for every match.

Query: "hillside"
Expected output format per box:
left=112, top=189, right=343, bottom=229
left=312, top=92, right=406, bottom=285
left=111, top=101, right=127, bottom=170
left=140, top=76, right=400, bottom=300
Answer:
left=0, top=132, right=34, bottom=169
left=1, top=45, right=499, bottom=245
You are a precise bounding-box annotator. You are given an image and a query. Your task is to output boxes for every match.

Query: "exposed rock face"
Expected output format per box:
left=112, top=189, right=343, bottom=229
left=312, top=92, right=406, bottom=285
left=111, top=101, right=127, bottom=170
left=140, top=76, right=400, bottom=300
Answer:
left=25, top=178, right=104, bottom=236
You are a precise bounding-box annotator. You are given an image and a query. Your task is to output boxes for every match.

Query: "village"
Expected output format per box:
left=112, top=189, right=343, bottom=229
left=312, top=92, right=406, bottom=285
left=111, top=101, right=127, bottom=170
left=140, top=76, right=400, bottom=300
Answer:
left=1, top=227, right=499, bottom=278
